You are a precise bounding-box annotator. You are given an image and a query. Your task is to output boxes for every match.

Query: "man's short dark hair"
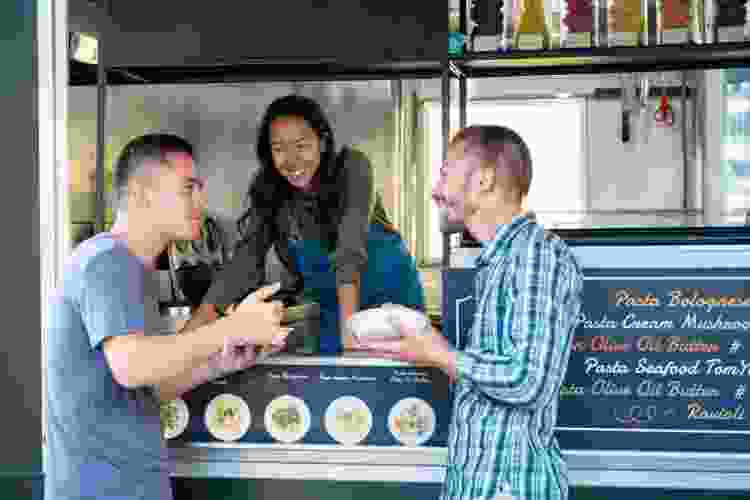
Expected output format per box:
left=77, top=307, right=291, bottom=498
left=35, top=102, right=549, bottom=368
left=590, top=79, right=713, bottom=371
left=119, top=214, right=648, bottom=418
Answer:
left=113, top=133, right=194, bottom=208
left=451, top=125, right=532, bottom=199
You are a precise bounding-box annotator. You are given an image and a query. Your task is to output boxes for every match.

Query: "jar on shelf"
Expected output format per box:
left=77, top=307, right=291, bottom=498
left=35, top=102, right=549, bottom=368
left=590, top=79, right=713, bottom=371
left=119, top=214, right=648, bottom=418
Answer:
left=657, top=0, right=692, bottom=43
left=561, top=0, right=596, bottom=46
left=607, top=0, right=644, bottom=45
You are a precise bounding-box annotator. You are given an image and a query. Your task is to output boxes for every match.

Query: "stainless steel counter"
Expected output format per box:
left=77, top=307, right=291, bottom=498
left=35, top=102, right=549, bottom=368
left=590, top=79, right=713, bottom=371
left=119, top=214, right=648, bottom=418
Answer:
left=167, top=443, right=750, bottom=490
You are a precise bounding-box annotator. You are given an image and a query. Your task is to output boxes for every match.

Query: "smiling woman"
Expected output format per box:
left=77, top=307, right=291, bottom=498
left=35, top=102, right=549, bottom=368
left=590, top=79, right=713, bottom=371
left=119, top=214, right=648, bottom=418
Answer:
left=194, top=94, right=426, bottom=355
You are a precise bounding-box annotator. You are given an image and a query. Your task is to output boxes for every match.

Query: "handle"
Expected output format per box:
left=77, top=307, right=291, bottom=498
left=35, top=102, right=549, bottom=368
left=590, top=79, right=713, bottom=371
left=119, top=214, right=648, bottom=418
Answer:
left=622, top=109, right=631, bottom=142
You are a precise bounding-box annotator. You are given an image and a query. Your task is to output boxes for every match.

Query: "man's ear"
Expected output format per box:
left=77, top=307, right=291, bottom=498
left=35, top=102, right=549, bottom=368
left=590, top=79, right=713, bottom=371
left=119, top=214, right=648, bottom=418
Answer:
left=130, top=176, right=153, bottom=209
left=478, top=165, right=496, bottom=193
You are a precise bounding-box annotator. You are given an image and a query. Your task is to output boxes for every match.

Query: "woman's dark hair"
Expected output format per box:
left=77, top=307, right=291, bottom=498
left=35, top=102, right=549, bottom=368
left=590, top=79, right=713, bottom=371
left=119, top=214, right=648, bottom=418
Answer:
left=237, top=95, right=342, bottom=250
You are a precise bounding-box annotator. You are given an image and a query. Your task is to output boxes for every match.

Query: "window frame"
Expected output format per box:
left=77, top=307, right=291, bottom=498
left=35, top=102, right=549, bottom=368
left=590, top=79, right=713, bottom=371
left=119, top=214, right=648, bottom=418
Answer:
left=38, top=0, right=71, bottom=458
left=417, top=96, right=590, bottom=267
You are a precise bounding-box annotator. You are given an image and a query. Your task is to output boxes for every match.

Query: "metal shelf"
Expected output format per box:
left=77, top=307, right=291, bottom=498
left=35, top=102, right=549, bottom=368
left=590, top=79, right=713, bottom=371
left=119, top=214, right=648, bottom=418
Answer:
left=69, top=57, right=447, bottom=86
left=452, top=42, right=750, bottom=78
left=70, top=42, right=750, bottom=86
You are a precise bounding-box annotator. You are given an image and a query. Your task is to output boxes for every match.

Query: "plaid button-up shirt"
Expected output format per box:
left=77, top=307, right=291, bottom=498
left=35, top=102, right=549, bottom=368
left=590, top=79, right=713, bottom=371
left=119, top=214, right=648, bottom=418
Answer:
left=442, top=214, right=584, bottom=500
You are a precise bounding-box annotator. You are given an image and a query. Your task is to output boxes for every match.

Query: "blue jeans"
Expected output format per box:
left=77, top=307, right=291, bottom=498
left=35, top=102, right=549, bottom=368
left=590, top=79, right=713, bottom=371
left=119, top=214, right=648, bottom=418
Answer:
left=287, top=224, right=425, bottom=354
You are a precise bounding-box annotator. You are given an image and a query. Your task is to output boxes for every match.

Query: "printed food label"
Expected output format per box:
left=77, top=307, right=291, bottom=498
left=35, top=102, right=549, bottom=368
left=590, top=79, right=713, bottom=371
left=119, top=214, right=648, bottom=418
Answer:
left=662, top=28, right=690, bottom=44
left=473, top=35, right=501, bottom=52
left=609, top=32, right=639, bottom=46
left=565, top=32, right=592, bottom=47
left=517, top=34, right=544, bottom=50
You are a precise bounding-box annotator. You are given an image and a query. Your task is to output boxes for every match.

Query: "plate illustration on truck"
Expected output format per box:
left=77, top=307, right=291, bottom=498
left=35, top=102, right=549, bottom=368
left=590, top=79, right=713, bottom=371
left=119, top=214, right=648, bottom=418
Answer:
left=264, top=395, right=311, bottom=443
left=324, top=396, right=373, bottom=445
left=160, top=398, right=189, bottom=440
left=204, top=394, right=252, bottom=442
left=388, top=398, right=436, bottom=446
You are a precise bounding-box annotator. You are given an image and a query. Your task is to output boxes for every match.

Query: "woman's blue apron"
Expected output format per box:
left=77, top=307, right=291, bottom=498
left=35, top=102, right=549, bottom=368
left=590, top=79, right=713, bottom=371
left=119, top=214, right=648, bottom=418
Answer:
left=287, top=223, right=425, bottom=354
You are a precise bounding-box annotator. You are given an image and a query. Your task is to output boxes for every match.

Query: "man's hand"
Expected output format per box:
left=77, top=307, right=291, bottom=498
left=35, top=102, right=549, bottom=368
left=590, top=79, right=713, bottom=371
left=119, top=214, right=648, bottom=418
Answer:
left=222, top=283, right=290, bottom=349
left=352, top=306, right=455, bottom=373
left=207, top=337, right=258, bottom=379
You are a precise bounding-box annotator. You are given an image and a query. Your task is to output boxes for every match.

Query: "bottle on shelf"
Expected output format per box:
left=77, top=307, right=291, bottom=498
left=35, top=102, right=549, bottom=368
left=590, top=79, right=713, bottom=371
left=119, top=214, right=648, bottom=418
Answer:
left=502, top=0, right=516, bottom=50
left=656, top=0, right=692, bottom=43
left=712, top=0, right=746, bottom=42
left=548, top=0, right=563, bottom=48
left=514, top=0, right=550, bottom=49
left=449, top=7, right=466, bottom=55
left=607, top=0, right=644, bottom=46
left=469, top=0, right=502, bottom=52
left=690, top=0, right=706, bottom=41
left=595, top=0, right=610, bottom=45
left=561, top=0, right=596, bottom=46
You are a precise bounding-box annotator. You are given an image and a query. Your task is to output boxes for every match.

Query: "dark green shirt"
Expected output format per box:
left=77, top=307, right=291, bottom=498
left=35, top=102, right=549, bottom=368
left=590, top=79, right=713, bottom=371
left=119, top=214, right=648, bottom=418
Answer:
left=203, top=148, right=392, bottom=307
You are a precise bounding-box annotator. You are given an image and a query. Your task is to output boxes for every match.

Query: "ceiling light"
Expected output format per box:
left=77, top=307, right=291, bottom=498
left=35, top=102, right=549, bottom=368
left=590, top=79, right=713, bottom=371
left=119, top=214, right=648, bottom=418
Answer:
left=70, top=32, right=97, bottom=65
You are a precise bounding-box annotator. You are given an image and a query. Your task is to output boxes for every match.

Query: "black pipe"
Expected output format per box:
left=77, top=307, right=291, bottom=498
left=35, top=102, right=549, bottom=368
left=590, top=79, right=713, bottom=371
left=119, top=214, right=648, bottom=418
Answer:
left=95, top=0, right=108, bottom=233
left=682, top=71, right=689, bottom=215
left=460, top=0, right=467, bottom=53
left=459, top=76, right=467, bottom=127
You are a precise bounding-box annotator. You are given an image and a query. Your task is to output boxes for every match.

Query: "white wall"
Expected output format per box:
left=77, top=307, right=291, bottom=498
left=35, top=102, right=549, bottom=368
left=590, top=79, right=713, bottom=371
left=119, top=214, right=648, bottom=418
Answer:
left=585, top=96, right=696, bottom=226
left=419, top=73, right=701, bottom=227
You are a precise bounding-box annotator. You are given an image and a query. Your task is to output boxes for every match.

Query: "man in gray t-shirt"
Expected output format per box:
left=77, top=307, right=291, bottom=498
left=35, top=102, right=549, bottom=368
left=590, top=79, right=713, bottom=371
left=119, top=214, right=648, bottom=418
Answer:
left=45, top=234, right=172, bottom=499
left=44, top=134, right=290, bottom=500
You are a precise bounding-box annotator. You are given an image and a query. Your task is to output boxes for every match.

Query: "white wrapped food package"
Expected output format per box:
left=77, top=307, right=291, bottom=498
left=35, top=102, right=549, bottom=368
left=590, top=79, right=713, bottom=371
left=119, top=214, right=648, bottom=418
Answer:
left=346, top=304, right=431, bottom=343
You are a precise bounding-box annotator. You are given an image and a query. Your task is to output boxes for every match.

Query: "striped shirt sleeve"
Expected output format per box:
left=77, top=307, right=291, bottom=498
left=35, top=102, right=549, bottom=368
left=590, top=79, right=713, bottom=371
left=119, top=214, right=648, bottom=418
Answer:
left=454, top=237, right=578, bottom=408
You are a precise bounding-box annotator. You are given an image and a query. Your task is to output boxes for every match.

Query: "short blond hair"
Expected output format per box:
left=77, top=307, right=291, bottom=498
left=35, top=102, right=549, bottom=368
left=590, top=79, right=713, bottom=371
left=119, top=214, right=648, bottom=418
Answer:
left=451, top=125, right=532, bottom=199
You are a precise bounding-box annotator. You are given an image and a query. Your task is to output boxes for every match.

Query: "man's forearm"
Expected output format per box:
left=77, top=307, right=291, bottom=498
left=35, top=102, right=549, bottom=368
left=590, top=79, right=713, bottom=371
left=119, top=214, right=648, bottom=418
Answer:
left=155, top=359, right=219, bottom=401
left=157, top=304, right=221, bottom=400
left=106, top=311, right=242, bottom=390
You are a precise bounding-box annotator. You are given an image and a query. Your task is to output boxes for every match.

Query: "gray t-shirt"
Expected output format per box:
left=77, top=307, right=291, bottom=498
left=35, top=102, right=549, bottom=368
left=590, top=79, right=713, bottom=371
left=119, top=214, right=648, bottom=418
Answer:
left=45, top=233, right=172, bottom=500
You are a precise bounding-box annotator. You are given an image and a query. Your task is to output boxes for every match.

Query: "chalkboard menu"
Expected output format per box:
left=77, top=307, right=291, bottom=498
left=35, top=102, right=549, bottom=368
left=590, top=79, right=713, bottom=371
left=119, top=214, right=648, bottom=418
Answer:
left=443, top=264, right=750, bottom=454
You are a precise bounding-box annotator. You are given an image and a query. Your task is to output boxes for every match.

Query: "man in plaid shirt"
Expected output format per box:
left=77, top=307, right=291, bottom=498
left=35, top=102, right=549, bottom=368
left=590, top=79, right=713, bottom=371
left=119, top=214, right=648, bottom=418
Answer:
left=357, top=125, right=584, bottom=500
